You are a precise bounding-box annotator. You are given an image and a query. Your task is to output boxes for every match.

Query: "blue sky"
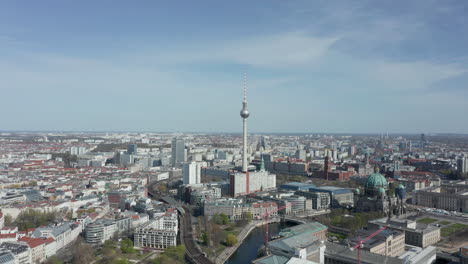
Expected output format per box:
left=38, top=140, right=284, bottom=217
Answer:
left=1, top=0, right=468, bottom=133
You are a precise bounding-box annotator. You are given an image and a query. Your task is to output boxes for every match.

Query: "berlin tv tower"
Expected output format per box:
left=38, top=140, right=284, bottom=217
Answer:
left=240, top=73, right=250, bottom=172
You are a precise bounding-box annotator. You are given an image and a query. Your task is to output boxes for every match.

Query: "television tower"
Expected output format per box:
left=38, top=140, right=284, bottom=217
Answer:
left=240, top=72, right=250, bottom=172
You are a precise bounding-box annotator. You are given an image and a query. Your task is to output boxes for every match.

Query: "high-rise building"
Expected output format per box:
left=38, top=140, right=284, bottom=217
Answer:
left=183, top=162, right=202, bottom=185
left=171, top=138, right=186, bottom=167
left=295, top=149, right=306, bottom=161
left=458, top=157, right=467, bottom=174
left=70, top=146, right=87, bottom=156
left=349, top=145, right=357, bottom=156
left=127, top=144, right=137, bottom=155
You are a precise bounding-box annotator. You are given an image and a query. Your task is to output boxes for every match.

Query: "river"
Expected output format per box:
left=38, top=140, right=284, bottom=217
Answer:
left=226, top=222, right=295, bottom=264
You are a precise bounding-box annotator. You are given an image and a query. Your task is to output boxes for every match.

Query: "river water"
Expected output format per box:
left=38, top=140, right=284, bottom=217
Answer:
left=226, top=222, right=294, bottom=264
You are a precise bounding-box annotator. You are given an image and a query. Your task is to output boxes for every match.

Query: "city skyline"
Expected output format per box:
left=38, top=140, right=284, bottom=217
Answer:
left=1, top=1, right=468, bottom=133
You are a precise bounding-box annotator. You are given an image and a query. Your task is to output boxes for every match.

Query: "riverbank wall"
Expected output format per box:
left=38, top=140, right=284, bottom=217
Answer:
left=215, top=218, right=280, bottom=264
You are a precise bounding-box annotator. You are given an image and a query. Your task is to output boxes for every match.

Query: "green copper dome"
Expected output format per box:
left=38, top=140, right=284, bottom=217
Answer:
left=365, top=172, right=388, bottom=189
left=365, top=167, right=388, bottom=196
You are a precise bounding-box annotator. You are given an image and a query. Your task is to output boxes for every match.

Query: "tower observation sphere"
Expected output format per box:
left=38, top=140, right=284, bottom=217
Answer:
left=240, top=103, right=249, bottom=118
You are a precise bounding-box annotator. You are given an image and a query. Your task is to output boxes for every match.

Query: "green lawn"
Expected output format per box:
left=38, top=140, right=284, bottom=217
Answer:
left=449, top=223, right=468, bottom=230
left=417, top=218, right=438, bottom=224
left=438, top=221, right=451, bottom=226
left=441, top=224, right=468, bottom=237
left=328, top=231, right=347, bottom=241
left=441, top=227, right=455, bottom=237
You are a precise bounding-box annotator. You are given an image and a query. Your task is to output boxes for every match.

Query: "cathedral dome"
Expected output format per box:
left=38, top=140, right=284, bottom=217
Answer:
left=365, top=167, right=388, bottom=196
left=365, top=169, right=388, bottom=190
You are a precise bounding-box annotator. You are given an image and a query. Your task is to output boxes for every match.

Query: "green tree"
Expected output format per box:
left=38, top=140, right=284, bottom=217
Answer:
left=152, top=245, right=185, bottom=264
left=120, top=238, right=135, bottom=253
left=225, top=234, right=238, bottom=246
left=44, top=256, right=63, bottom=264
left=14, top=209, right=57, bottom=231
left=201, top=231, right=209, bottom=245
left=70, top=238, right=95, bottom=264
left=219, top=213, right=229, bottom=225
left=157, top=184, right=168, bottom=193
left=245, top=212, right=253, bottom=223
left=113, top=259, right=129, bottom=264
left=4, top=214, right=13, bottom=226
left=212, top=214, right=224, bottom=225
left=101, top=247, right=117, bottom=263
left=103, top=239, right=116, bottom=249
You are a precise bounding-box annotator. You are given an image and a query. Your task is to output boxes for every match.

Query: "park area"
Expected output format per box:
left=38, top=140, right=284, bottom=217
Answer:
left=415, top=216, right=468, bottom=252
left=193, top=213, right=247, bottom=260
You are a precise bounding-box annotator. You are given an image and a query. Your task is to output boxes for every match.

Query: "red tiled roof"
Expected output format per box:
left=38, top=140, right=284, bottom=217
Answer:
left=1, top=227, right=17, bottom=231
left=43, top=237, right=55, bottom=245
left=0, top=233, right=17, bottom=239
left=19, top=236, right=46, bottom=248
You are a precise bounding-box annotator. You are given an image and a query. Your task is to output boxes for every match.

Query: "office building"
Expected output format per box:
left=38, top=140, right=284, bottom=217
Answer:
left=347, top=229, right=405, bottom=257
left=279, top=222, right=328, bottom=241
left=324, top=241, right=436, bottom=264
left=230, top=170, right=276, bottom=197
left=368, top=218, right=440, bottom=248
left=18, top=237, right=46, bottom=264
left=294, top=191, right=331, bottom=210
left=413, top=187, right=468, bottom=213
left=127, top=144, right=137, bottom=155
left=134, top=208, right=178, bottom=249
left=183, top=162, right=204, bottom=185
left=70, top=146, right=87, bottom=156
left=308, top=186, right=353, bottom=208
left=458, top=157, right=468, bottom=174
left=31, top=222, right=82, bottom=252
left=267, top=232, right=325, bottom=263
left=0, top=242, right=31, bottom=264
left=295, top=149, right=307, bottom=161
left=204, top=198, right=253, bottom=221
left=171, top=138, right=186, bottom=167
left=84, top=219, right=117, bottom=245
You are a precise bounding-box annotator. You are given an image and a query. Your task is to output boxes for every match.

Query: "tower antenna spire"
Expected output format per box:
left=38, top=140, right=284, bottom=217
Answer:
left=243, top=72, right=247, bottom=103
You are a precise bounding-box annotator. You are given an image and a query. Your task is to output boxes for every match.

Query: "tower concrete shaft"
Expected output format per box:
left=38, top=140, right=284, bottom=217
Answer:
left=242, top=115, right=248, bottom=172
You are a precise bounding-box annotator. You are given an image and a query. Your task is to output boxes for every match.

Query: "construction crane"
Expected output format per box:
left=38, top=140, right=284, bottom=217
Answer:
left=350, top=226, right=387, bottom=264
left=261, top=201, right=297, bottom=245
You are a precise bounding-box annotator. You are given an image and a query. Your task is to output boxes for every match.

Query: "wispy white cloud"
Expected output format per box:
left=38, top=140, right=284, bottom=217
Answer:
left=142, top=31, right=339, bottom=68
